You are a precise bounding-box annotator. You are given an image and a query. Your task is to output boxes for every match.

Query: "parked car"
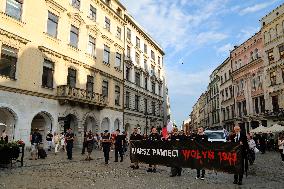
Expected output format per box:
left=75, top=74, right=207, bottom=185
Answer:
left=204, top=129, right=227, bottom=142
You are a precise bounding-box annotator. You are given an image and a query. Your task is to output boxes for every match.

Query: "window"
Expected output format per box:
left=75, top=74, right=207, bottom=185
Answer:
left=115, top=52, right=121, bottom=68
left=260, top=96, right=265, bottom=113
left=252, top=77, right=256, bottom=90
left=116, top=27, right=121, bottom=39
left=115, top=85, right=120, bottom=106
left=0, top=45, right=18, bottom=79
left=125, top=92, right=130, bottom=108
left=102, top=80, right=108, bottom=97
left=225, top=88, right=228, bottom=98
left=47, top=11, right=58, bottom=38
left=5, top=0, right=23, bottom=21
left=42, top=59, right=54, bottom=88
left=158, top=56, right=160, bottom=65
left=254, top=98, right=259, bottom=114
left=250, top=51, right=254, bottom=61
left=126, top=46, right=131, bottom=58
left=67, top=68, right=76, bottom=88
left=151, top=65, right=155, bottom=76
left=224, top=73, right=227, bottom=81
left=116, top=8, right=122, bottom=16
left=255, top=49, right=259, bottom=59
left=70, top=25, right=79, bottom=48
left=158, top=70, right=160, bottom=78
left=243, top=101, right=247, bottom=115
left=144, top=99, right=148, bottom=113
left=135, top=72, right=140, bottom=86
left=105, top=0, right=110, bottom=6
left=270, top=71, right=276, bottom=85
left=125, top=67, right=130, bottom=81
left=105, top=17, right=110, bottom=31
left=158, top=85, right=161, bottom=96
left=135, top=95, right=139, bottom=111
left=103, top=45, right=110, bottom=64
left=135, top=52, right=140, bottom=64
left=127, top=28, right=131, bottom=40
left=272, top=95, right=279, bottom=112
left=268, top=50, right=274, bottom=63
left=144, top=77, right=148, bottom=90
left=71, top=0, right=80, bottom=9
left=87, top=36, right=96, bottom=57
left=136, top=37, right=140, bottom=48
left=152, top=101, right=156, bottom=115
left=152, top=81, right=155, bottom=94
left=86, top=75, right=94, bottom=93
left=279, top=45, right=284, bottom=59
left=282, top=68, right=284, bottom=82
left=151, top=50, right=155, bottom=61
left=144, top=44, right=147, bottom=54
left=144, top=59, right=148, bottom=71
left=89, top=5, right=96, bottom=21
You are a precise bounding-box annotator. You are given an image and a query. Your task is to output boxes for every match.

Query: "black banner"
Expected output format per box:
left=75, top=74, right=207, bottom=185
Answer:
left=130, top=140, right=242, bottom=174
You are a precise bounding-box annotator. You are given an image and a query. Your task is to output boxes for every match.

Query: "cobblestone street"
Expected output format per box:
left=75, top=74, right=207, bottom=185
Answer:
left=0, top=149, right=283, bottom=189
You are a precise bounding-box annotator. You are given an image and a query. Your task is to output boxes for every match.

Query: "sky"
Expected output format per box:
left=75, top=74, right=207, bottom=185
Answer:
left=120, top=0, right=284, bottom=126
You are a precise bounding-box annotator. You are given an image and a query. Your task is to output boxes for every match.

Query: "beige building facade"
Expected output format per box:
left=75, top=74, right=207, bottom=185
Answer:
left=0, top=0, right=128, bottom=146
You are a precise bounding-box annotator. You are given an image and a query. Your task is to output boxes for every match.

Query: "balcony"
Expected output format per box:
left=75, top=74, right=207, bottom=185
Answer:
left=264, top=109, right=284, bottom=119
left=57, top=85, right=107, bottom=108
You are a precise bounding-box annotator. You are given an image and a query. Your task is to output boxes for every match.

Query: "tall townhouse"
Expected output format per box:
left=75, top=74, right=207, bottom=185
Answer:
left=231, top=32, right=265, bottom=133
left=219, top=57, right=235, bottom=131
left=260, top=4, right=284, bottom=126
left=0, top=0, right=126, bottom=146
left=123, top=14, right=166, bottom=135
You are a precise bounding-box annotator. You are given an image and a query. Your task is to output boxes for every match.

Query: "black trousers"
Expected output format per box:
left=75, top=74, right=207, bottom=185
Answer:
left=66, top=143, right=73, bottom=159
left=171, top=167, right=182, bottom=176
left=197, top=169, right=205, bottom=177
left=103, top=147, right=110, bottom=163
left=279, top=149, right=284, bottom=161
left=115, top=146, right=124, bottom=161
left=234, top=158, right=245, bottom=182
left=81, top=141, right=87, bottom=154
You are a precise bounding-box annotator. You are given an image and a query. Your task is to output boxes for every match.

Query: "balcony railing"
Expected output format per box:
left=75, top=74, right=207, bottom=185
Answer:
left=57, top=85, right=107, bottom=108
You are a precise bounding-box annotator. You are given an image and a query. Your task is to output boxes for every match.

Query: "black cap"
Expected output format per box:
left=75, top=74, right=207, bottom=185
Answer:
left=104, top=130, right=108, bottom=133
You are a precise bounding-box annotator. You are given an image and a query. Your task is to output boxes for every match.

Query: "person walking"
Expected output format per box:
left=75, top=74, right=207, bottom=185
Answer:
left=53, top=132, right=60, bottom=155
left=195, top=127, right=208, bottom=180
left=1, top=129, right=8, bottom=143
left=30, top=129, right=42, bottom=160
left=114, top=129, right=125, bottom=162
left=278, top=132, right=284, bottom=162
left=60, top=132, right=66, bottom=152
left=65, top=128, right=74, bottom=160
left=86, top=130, right=94, bottom=161
left=230, top=125, right=249, bottom=185
left=130, top=127, right=143, bottom=169
left=101, top=130, right=112, bottom=164
left=46, top=131, right=53, bottom=151
left=247, top=134, right=256, bottom=165
left=170, top=128, right=183, bottom=177
left=147, top=127, right=161, bottom=173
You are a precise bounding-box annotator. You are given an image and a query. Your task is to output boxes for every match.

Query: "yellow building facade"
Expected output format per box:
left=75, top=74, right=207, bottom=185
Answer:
left=0, top=0, right=127, bottom=146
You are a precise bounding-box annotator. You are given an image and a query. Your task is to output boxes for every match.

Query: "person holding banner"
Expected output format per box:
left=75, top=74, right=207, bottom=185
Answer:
left=169, top=128, right=183, bottom=177
left=130, top=128, right=143, bottom=169
left=195, top=127, right=208, bottom=180
left=147, top=127, right=161, bottom=173
left=230, top=125, right=249, bottom=186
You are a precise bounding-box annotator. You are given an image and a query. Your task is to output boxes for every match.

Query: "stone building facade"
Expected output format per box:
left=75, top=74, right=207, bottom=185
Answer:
left=0, top=0, right=132, bottom=146
left=261, top=4, right=284, bottom=126
left=123, top=14, right=165, bottom=135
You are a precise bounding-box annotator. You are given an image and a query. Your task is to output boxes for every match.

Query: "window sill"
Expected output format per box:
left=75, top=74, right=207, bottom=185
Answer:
left=43, top=32, right=60, bottom=43
left=85, top=53, right=96, bottom=60
left=0, top=12, right=26, bottom=27
left=41, top=86, right=54, bottom=90
left=68, top=44, right=80, bottom=52
left=0, top=75, right=16, bottom=81
left=87, top=16, right=97, bottom=23
left=114, top=67, right=122, bottom=72
left=103, top=61, right=110, bottom=67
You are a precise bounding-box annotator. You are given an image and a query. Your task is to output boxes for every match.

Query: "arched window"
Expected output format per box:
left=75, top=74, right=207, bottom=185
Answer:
left=255, top=49, right=259, bottom=59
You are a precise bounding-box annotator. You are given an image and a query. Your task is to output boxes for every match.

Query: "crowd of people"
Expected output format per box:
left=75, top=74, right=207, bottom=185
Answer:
left=26, top=125, right=284, bottom=186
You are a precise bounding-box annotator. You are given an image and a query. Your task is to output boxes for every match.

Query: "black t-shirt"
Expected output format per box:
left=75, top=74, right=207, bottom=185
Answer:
left=65, top=133, right=74, bottom=144
left=130, top=133, right=143, bottom=141
left=194, top=134, right=208, bottom=142
left=148, top=133, right=161, bottom=141
left=102, top=135, right=111, bottom=148
left=115, top=134, right=126, bottom=146
left=46, top=133, right=53, bottom=141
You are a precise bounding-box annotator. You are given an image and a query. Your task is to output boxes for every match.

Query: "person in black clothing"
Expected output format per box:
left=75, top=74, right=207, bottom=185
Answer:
left=65, top=128, right=74, bottom=160
left=195, top=127, right=208, bottom=180
left=81, top=130, right=87, bottom=155
left=230, top=125, right=249, bottom=186
left=114, top=129, right=125, bottom=162
left=30, top=129, right=43, bottom=160
left=147, top=127, right=161, bottom=173
left=1, top=129, right=8, bottom=143
left=46, top=131, right=53, bottom=151
left=259, top=133, right=267, bottom=154
left=101, top=130, right=112, bottom=164
left=170, top=128, right=183, bottom=177
left=130, top=127, right=143, bottom=169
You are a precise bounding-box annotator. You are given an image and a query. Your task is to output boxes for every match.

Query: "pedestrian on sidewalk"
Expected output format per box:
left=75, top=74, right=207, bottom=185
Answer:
left=195, top=126, right=208, bottom=180
left=86, top=130, right=94, bottom=161
left=46, top=131, right=53, bottom=151
left=54, top=132, right=60, bottom=155
left=101, top=130, right=112, bottom=164
left=278, top=132, right=284, bottom=162
left=147, top=127, right=161, bottom=173
left=65, top=128, right=74, bottom=160
left=0, top=129, right=8, bottom=143
left=114, top=129, right=125, bottom=162
left=60, top=132, right=66, bottom=152
left=30, top=128, right=42, bottom=160
left=130, top=127, right=143, bottom=169
left=230, top=125, right=249, bottom=186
